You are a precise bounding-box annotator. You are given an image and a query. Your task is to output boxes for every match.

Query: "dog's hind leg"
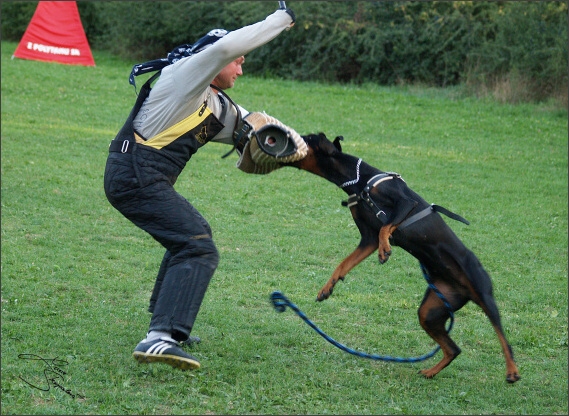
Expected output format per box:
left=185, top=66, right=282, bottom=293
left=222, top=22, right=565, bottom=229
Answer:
left=317, top=244, right=377, bottom=301
left=462, top=254, right=521, bottom=383
left=417, top=288, right=465, bottom=379
left=475, top=292, right=521, bottom=383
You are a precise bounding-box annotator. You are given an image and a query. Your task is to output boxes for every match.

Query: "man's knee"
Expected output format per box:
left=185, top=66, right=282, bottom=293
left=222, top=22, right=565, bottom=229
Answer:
left=172, top=237, right=219, bottom=269
left=203, top=243, right=220, bottom=270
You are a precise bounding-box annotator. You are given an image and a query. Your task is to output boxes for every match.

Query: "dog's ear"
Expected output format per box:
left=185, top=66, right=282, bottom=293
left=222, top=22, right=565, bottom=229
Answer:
left=316, top=132, right=339, bottom=156
left=333, top=136, right=343, bottom=152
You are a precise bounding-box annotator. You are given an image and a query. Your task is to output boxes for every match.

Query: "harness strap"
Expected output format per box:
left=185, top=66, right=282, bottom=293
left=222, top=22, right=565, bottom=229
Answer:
left=398, top=205, right=433, bottom=229
left=341, top=172, right=469, bottom=228
left=361, top=173, right=402, bottom=221
left=364, top=172, right=403, bottom=191
left=432, top=204, right=470, bottom=225
left=343, top=194, right=359, bottom=208
left=215, top=86, right=248, bottom=159
left=341, top=173, right=400, bottom=213
left=399, top=204, right=470, bottom=229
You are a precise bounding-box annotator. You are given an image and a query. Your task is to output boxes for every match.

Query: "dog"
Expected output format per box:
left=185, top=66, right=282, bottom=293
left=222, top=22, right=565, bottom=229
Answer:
left=284, top=133, right=521, bottom=383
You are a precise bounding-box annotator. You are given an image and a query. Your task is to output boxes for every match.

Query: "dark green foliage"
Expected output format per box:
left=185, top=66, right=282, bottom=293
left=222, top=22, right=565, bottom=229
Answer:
left=465, top=1, right=568, bottom=102
left=78, top=1, right=277, bottom=61
left=0, top=1, right=38, bottom=40
left=1, top=1, right=566, bottom=103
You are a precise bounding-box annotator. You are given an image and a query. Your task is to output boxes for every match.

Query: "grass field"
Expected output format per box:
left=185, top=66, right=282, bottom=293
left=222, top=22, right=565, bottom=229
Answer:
left=1, top=41, right=568, bottom=415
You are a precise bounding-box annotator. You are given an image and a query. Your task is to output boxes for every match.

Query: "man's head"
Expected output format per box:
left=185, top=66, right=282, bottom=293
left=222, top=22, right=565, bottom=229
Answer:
left=191, top=28, right=244, bottom=90
left=212, top=56, right=245, bottom=90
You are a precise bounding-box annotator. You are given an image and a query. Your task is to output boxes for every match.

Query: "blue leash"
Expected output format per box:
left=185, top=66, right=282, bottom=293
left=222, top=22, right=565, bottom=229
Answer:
left=270, top=263, right=454, bottom=363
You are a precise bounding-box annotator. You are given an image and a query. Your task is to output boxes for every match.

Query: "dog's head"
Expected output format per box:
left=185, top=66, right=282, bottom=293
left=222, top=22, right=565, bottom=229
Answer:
left=302, top=133, right=344, bottom=155
left=283, top=132, right=347, bottom=177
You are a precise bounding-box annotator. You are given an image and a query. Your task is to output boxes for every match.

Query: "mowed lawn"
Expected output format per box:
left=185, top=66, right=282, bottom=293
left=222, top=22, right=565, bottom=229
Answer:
left=1, top=41, right=568, bottom=415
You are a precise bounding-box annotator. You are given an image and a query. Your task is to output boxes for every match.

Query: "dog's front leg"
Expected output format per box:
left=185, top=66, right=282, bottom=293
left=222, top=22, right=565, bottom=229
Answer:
left=378, top=224, right=397, bottom=264
left=317, top=244, right=377, bottom=301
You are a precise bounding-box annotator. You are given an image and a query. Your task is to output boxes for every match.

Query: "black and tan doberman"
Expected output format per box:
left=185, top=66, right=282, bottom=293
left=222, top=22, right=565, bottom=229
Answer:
left=285, top=133, right=521, bottom=383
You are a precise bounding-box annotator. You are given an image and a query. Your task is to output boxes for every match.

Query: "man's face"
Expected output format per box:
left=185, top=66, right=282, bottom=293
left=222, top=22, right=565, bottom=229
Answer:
left=212, top=56, right=245, bottom=90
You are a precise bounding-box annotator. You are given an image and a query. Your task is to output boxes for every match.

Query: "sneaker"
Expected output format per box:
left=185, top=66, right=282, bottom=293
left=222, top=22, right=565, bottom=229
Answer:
left=132, top=337, right=200, bottom=370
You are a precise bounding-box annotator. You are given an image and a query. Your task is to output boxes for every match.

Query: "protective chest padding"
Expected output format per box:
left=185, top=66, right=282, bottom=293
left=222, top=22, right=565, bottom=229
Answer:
left=115, top=75, right=224, bottom=169
left=141, top=110, right=224, bottom=163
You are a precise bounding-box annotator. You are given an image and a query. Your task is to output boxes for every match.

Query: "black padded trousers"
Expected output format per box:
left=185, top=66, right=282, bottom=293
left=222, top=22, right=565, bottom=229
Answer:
left=104, top=147, right=219, bottom=342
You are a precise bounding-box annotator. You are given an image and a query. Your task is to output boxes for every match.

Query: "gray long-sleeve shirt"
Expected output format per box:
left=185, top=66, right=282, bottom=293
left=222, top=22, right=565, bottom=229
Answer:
left=132, top=9, right=293, bottom=146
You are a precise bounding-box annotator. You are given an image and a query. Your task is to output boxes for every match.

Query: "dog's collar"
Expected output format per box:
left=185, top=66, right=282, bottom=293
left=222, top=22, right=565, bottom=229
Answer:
left=340, top=158, right=362, bottom=188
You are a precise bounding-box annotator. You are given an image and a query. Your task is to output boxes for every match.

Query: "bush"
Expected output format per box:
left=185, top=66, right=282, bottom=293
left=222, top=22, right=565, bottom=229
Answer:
left=0, top=1, right=38, bottom=40
left=464, top=1, right=568, bottom=104
left=2, top=1, right=566, bottom=105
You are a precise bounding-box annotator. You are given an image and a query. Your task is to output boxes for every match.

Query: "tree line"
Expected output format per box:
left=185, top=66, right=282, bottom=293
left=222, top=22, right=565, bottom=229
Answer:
left=2, top=1, right=567, bottom=105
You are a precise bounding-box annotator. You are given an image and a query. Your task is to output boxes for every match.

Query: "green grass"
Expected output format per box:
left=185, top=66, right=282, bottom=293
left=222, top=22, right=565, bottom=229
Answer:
left=1, top=41, right=567, bottom=415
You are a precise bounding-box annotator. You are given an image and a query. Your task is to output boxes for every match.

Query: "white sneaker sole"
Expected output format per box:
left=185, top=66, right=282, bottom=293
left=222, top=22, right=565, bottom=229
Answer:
left=133, top=351, right=200, bottom=370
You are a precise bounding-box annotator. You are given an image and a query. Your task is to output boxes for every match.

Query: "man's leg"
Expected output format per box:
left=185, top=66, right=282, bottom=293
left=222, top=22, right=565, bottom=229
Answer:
left=148, top=251, right=171, bottom=314
left=105, top=164, right=218, bottom=369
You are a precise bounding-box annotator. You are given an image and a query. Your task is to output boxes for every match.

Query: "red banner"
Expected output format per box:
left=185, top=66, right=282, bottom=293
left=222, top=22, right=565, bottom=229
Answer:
left=13, top=1, right=95, bottom=66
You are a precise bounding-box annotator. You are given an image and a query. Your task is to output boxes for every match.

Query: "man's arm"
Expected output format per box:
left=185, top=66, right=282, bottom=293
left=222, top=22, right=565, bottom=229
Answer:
left=171, top=8, right=294, bottom=100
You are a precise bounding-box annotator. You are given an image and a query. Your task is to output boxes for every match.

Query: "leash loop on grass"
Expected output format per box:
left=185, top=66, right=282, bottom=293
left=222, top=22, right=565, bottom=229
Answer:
left=270, top=263, right=454, bottom=363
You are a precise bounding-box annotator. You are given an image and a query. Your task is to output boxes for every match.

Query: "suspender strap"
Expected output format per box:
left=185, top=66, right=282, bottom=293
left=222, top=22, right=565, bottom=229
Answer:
left=214, top=86, right=247, bottom=159
left=109, top=72, right=162, bottom=153
left=109, top=140, right=134, bottom=153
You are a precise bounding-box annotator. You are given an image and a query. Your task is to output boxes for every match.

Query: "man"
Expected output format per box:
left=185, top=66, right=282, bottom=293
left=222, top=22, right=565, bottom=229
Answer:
left=104, top=6, right=295, bottom=370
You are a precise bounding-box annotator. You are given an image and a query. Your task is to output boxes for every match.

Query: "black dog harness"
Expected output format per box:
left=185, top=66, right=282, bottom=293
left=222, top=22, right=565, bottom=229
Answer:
left=342, top=172, right=470, bottom=228
left=342, top=172, right=402, bottom=224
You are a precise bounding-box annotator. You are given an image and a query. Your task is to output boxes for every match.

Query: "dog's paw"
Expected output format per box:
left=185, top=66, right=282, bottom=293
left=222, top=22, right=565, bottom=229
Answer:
left=506, top=372, right=521, bottom=383
left=316, top=286, right=333, bottom=302
left=419, top=368, right=437, bottom=379
left=317, top=276, right=344, bottom=301
left=378, top=249, right=391, bottom=264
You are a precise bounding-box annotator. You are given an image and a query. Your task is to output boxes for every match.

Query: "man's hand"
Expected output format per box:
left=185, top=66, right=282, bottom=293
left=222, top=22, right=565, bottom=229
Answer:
left=277, top=1, right=295, bottom=26
left=284, top=8, right=295, bottom=25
